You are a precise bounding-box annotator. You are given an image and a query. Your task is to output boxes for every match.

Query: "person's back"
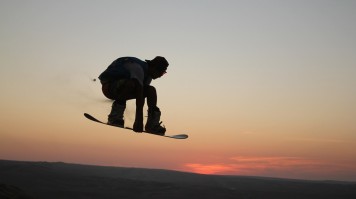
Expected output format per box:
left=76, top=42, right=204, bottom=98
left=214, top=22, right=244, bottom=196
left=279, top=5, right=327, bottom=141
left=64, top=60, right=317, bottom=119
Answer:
left=99, top=57, right=147, bottom=83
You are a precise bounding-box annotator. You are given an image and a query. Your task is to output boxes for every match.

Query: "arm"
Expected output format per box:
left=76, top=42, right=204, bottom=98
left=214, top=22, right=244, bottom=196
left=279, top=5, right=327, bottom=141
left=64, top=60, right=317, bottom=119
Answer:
left=124, top=62, right=145, bottom=132
left=133, top=80, right=144, bottom=132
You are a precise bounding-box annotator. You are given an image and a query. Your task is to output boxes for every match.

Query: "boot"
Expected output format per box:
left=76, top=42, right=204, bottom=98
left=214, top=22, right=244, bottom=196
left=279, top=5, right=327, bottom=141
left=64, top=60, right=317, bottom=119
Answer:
left=145, top=108, right=166, bottom=135
left=107, top=100, right=125, bottom=127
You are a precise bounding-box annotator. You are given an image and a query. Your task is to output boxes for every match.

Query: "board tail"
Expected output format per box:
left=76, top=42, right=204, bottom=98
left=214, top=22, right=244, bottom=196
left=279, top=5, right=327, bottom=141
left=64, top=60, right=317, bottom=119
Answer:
left=84, top=113, right=104, bottom=123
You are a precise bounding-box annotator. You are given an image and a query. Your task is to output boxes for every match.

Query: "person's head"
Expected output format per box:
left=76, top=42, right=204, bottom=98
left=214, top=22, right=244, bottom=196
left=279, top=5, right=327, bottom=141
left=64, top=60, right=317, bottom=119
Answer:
left=146, top=56, right=169, bottom=79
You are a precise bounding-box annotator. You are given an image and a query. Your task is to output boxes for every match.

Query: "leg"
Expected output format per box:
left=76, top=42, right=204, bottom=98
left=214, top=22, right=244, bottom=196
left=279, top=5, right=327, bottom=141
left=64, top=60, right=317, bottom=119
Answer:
left=108, top=100, right=125, bottom=126
left=144, top=85, right=158, bottom=111
left=116, top=79, right=137, bottom=100
left=107, top=79, right=137, bottom=126
left=144, top=85, right=166, bottom=135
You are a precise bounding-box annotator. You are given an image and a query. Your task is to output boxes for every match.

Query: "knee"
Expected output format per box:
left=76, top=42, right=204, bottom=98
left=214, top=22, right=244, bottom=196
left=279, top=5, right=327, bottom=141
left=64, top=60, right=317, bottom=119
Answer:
left=124, top=79, right=137, bottom=90
left=116, top=79, right=137, bottom=100
left=146, top=85, right=156, bottom=92
left=145, top=85, right=156, bottom=95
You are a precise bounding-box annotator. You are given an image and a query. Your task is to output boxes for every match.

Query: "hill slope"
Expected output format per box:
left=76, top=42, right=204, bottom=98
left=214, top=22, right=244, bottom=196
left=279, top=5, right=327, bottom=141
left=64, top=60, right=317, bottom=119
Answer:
left=1, top=159, right=355, bottom=199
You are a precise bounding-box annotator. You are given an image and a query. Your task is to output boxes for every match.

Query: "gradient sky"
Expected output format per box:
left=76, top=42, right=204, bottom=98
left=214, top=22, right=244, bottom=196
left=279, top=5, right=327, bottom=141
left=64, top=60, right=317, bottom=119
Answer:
left=1, top=0, right=356, bottom=181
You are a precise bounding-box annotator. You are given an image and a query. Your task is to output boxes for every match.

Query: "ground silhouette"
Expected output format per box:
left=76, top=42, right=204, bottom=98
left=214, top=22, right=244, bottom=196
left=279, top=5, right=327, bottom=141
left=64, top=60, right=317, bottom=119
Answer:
left=1, top=159, right=356, bottom=199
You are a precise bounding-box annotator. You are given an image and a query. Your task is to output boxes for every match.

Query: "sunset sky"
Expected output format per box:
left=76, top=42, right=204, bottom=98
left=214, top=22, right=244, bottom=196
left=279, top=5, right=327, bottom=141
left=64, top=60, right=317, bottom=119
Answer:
left=1, top=0, right=356, bottom=181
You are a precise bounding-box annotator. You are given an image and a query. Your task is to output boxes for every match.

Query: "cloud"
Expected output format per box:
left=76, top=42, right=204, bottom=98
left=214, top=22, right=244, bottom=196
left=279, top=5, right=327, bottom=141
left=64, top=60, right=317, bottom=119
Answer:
left=228, top=156, right=324, bottom=174
left=183, top=156, right=356, bottom=180
left=287, top=137, right=353, bottom=144
left=185, top=163, right=236, bottom=175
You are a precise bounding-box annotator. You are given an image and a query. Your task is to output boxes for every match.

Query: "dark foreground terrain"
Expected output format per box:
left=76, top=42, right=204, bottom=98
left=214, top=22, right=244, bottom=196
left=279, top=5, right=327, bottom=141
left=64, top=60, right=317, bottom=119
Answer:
left=1, top=160, right=356, bottom=199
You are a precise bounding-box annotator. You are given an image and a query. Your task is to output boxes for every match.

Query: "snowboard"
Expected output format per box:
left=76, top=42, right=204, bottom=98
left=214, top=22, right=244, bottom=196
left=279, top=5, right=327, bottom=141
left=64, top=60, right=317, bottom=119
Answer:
left=84, top=113, right=188, bottom=139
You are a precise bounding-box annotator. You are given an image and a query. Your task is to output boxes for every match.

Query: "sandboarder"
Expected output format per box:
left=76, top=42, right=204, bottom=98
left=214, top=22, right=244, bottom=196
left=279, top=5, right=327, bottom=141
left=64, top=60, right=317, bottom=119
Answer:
left=98, top=56, right=168, bottom=135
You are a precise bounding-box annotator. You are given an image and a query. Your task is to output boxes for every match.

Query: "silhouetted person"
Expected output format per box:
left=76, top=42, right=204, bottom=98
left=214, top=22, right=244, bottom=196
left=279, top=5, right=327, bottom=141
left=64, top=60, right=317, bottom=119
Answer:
left=98, top=56, right=168, bottom=135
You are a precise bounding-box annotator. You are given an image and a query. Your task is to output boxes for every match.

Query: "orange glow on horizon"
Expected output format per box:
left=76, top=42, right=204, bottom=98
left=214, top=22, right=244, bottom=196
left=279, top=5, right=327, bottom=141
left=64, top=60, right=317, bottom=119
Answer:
left=183, top=156, right=356, bottom=179
left=184, top=163, right=236, bottom=175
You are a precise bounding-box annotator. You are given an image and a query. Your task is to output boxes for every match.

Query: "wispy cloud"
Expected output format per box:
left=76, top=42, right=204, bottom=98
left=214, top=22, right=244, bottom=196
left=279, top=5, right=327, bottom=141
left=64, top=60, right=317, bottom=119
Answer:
left=287, top=137, right=353, bottom=144
left=183, top=156, right=356, bottom=180
left=184, top=156, right=320, bottom=175
left=185, top=163, right=236, bottom=174
left=228, top=156, right=324, bottom=173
